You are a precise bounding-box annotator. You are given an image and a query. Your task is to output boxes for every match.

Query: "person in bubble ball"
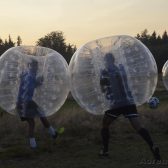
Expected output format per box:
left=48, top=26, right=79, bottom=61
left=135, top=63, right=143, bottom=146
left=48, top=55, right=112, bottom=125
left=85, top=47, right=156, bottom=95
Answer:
left=99, top=53, right=161, bottom=161
left=16, top=59, right=57, bottom=149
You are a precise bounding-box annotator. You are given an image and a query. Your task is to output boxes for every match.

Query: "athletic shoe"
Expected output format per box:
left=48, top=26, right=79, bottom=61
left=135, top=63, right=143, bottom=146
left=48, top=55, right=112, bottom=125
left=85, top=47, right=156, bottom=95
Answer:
left=52, top=131, right=58, bottom=139
left=151, top=145, right=161, bottom=161
left=99, top=149, right=109, bottom=157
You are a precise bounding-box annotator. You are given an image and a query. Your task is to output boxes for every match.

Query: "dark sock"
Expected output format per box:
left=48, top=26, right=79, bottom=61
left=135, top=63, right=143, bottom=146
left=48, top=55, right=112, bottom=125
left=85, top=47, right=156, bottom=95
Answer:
left=138, top=128, right=153, bottom=148
left=101, top=128, right=109, bottom=152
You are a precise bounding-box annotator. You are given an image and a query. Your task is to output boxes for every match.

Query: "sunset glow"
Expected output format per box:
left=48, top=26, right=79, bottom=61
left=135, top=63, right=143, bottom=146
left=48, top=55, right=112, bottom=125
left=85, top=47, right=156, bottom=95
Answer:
left=0, top=0, right=168, bottom=47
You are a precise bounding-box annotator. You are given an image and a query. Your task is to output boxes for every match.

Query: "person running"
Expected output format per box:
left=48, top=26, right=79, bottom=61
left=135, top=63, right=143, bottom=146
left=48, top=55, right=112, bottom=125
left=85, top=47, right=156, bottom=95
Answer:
left=99, top=53, right=161, bottom=161
left=16, top=59, right=57, bottom=149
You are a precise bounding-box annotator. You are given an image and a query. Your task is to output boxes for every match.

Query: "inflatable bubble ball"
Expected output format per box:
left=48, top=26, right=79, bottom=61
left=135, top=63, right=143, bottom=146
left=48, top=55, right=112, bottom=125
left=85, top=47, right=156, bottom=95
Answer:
left=162, top=60, right=168, bottom=91
left=69, top=35, right=158, bottom=115
left=0, top=46, right=69, bottom=116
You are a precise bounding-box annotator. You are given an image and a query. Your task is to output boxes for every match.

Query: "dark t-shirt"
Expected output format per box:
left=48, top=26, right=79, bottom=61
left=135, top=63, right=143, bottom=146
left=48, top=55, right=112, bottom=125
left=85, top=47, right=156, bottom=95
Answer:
left=100, top=64, right=134, bottom=109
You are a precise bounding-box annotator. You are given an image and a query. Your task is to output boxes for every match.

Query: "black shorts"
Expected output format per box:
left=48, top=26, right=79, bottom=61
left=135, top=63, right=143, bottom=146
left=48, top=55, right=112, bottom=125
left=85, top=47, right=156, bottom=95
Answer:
left=17, top=101, right=45, bottom=121
left=105, top=104, right=139, bottom=119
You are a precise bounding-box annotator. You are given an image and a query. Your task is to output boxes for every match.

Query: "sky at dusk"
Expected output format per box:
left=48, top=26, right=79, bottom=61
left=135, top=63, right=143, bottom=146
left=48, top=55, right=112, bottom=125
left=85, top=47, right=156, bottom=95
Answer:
left=0, top=0, right=168, bottom=47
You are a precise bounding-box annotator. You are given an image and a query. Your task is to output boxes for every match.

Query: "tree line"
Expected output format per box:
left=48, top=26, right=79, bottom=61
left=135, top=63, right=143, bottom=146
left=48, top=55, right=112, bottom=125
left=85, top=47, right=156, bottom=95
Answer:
left=0, top=31, right=76, bottom=63
left=0, top=35, right=22, bottom=56
left=135, top=29, right=168, bottom=73
left=0, top=30, right=168, bottom=72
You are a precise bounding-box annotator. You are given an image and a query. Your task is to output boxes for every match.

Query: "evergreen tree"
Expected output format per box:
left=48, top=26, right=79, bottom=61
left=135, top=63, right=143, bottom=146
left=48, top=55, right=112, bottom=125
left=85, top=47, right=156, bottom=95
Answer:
left=149, top=31, right=157, bottom=44
left=162, top=30, right=168, bottom=43
left=157, top=35, right=162, bottom=44
left=8, top=35, right=15, bottom=47
left=17, top=36, right=22, bottom=46
left=140, top=29, right=150, bottom=44
left=0, top=38, right=4, bottom=55
left=136, top=33, right=141, bottom=40
left=0, top=35, right=15, bottom=55
left=0, top=38, right=3, bottom=45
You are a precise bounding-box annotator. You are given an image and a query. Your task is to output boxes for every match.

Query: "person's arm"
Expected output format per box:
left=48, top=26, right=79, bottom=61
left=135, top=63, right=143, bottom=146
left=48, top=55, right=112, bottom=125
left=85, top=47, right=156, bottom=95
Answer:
left=16, top=72, right=25, bottom=109
left=118, top=64, right=134, bottom=99
left=35, top=76, right=43, bottom=87
left=16, top=72, right=24, bottom=105
left=118, top=64, right=129, bottom=89
left=100, top=70, right=109, bottom=93
left=116, top=69, right=126, bottom=94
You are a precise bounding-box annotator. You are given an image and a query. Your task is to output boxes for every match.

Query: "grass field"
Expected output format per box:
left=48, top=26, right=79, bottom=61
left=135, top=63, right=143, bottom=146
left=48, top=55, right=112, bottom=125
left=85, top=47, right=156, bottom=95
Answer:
left=0, top=79, right=168, bottom=168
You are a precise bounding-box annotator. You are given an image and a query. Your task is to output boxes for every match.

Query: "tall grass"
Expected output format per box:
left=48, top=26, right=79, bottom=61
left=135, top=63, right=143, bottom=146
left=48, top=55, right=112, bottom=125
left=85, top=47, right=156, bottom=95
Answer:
left=0, top=77, right=168, bottom=168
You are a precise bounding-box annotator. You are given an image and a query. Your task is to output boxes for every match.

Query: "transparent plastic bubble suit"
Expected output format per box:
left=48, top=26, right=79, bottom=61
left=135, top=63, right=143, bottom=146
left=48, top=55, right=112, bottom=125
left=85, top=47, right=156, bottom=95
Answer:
left=0, top=46, right=69, bottom=116
left=69, top=35, right=158, bottom=115
left=162, top=60, right=168, bottom=90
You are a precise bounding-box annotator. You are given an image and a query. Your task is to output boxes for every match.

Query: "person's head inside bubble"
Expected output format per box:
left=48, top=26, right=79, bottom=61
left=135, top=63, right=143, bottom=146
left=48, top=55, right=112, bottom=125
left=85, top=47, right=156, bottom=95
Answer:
left=104, top=53, right=115, bottom=68
left=28, top=59, right=38, bottom=73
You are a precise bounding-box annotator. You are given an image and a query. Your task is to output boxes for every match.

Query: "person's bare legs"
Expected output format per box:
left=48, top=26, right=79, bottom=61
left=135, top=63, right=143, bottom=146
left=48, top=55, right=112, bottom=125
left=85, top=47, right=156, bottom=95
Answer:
left=40, top=117, right=50, bottom=128
left=129, top=117, right=154, bottom=147
left=40, top=117, right=57, bottom=138
left=27, top=118, right=37, bottom=148
left=27, top=118, right=35, bottom=138
left=102, top=115, right=116, bottom=128
left=129, top=117, right=161, bottom=161
left=100, top=115, right=116, bottom=154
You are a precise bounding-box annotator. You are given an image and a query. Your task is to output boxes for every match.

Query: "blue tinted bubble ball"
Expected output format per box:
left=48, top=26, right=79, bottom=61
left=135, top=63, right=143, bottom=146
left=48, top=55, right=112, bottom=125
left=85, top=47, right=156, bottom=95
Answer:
left=0, top=46, right=70, bottom=116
